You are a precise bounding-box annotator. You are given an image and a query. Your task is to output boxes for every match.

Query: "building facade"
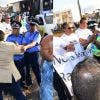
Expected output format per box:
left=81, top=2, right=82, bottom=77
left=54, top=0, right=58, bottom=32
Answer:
left=53, top=10, right=74, bottom=24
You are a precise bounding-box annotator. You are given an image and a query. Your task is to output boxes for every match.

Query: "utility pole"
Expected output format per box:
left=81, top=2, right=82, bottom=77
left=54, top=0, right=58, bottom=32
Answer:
left=40, top=0, right=43, bottom=14
left=50, top=0, right=53, bottom=11
left=77, top=0, right=82, bottom=18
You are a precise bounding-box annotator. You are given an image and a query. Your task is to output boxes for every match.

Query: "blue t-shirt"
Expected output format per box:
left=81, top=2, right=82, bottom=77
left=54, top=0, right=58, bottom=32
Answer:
left=23, top=31, right=41, bottom=53
left=6, top=34, right=24, bottom=61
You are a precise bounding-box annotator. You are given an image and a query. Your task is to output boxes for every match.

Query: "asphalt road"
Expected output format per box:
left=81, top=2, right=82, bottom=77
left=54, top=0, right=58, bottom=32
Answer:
left=4, top=73, right=58, bottom=100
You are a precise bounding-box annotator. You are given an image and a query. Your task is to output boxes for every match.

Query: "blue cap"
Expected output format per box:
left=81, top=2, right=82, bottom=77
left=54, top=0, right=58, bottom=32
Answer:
left=28, top=18, right=39, bottom=27
left=11, top=21, right=22, bottom=29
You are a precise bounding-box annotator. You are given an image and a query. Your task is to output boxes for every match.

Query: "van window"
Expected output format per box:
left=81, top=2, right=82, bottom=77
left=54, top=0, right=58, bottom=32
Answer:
left=38, top=17, right=44, bottom=25
left=44, top=15, right=53, bottom=24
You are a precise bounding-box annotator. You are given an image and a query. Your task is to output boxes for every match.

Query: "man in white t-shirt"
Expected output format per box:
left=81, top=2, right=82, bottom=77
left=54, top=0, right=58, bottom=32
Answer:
left=75, top=17, right=94, bottom=48
left=3, top=14, right=12, bottom=40
left=60, top=22, right=79, bottom=52
left=53, top=22, right=81, bottom=100
left=3, top=14, right=12, bottom=34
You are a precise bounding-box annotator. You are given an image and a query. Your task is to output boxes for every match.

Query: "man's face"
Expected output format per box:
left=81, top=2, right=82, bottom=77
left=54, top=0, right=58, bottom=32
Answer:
left=12, top=28, right=20, bottom=35
left=15, top=15, right=21, bottom=22
left=40, top=35, right=53, bottom=61
left=30, top=24, right=36, bottom=31
left=80, top=20, right=88, bottom=29
left=5, top=15, right=10, bottom=24
left=64, top=25, right=75, bottom=35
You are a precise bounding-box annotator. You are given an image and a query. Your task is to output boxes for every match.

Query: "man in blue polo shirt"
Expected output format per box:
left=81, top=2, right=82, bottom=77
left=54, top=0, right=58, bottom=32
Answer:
left=6, top=21, right=26, bottom=88
left=23, top=18, right=41, bottom=88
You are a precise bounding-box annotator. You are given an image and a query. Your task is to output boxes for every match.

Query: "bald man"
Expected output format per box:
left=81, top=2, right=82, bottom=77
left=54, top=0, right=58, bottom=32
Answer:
left=40, top=35, right=53, bottom=100
left=40, top=35, right=53, bottom=61
left=71, top=58, right=100, bottom=100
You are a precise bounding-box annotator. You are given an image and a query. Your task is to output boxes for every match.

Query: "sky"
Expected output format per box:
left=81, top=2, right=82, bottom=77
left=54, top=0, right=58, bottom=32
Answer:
left=54, top=0, right=100, bottom=22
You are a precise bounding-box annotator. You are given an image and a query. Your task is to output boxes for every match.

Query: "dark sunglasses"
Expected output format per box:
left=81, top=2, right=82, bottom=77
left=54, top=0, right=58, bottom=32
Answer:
left=67, top=27, right=74, bottom=29
left=6, top=17, right=10, bottom=19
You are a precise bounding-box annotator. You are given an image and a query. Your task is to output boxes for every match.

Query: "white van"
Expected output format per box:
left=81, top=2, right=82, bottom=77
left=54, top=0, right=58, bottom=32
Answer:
left=35, top=12, right=55, bottom=35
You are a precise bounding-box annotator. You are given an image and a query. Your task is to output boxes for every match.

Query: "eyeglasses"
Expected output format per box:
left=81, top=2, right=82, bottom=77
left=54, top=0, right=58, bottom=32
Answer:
left=6, top=17, right=10, bottom=19
left=67, top=27, right=74, bottom=29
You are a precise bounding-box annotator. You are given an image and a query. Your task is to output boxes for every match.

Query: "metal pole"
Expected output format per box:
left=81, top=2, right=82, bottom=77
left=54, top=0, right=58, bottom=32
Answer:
left=40, top=0, right=43, bottom=14
left=77, top=0, right=82, bottom=18
left=50, top=0, right=53, bottom=11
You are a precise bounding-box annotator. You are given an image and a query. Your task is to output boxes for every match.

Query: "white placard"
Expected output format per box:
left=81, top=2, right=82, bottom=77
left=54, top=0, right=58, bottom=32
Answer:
left=53, top=43, right=93, bottom=96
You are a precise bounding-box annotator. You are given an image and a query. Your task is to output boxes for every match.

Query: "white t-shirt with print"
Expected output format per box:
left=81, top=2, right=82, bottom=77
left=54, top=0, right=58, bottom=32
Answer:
left=60, top=33, right=79, bottom=45
left=75, top=28, right=93, bottom=40
left=53, top=34, right=79, bottom=56
left=53, top=36, right=67, bottom=55
left=3, top=22, right=12, bottom=34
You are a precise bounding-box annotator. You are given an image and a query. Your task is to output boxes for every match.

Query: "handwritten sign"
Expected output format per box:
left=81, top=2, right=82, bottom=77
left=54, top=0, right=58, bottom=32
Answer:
left=53, top=43, right=93, bottom=96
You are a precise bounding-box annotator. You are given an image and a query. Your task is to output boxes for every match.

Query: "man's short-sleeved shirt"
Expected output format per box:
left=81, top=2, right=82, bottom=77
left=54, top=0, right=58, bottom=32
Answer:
left=75, top=28, right=93, bottom=40
left=6, top=34, right=24, bottom=61
left=60, top=33, right=79, bottom=45
left=23, top=31, right=41, bottom=52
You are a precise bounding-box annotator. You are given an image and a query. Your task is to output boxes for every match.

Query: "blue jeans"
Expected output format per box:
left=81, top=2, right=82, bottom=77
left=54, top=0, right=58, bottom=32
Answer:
left=40, top=60, right=53, bottom=100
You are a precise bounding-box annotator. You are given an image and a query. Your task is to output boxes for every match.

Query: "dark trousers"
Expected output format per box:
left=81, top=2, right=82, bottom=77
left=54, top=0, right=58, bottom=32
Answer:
left=24, top=52, right=41, bottom=86
left=0, top=78, right=27, bottom=100
left=53, top=71, right=72, bottom=100
left=14, top=58, right=25, bottom=87
left=94, top=56, right=100, bottom=63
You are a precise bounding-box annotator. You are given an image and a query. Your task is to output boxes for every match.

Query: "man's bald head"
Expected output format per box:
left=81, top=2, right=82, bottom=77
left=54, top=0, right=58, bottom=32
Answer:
left=71, top=58, right=100, bottom=100
left=40, top=35, right=53, bottom=61
left=41, top=35, right=53, bottom=47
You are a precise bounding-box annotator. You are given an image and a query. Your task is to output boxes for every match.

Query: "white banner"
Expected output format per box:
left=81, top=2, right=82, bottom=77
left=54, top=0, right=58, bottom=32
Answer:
left=53, top=43, right=93, bottom=96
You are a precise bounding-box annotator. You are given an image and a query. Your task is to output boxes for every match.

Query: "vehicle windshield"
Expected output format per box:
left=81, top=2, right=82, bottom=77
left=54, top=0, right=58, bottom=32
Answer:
left=44, top=15, right=53, bottom=24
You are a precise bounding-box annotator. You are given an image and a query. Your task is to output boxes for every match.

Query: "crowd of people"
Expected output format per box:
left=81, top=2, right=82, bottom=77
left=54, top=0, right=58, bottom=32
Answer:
left=53, top=17, right=100, bottom=100
left=0, top=11, right=100, bottom=100
left=0, top=12, right=42, bottom=100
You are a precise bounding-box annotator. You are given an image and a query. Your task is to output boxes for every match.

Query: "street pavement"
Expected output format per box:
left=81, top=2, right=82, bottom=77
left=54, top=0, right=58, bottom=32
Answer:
left=4, top=73, right=58, bottom=100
